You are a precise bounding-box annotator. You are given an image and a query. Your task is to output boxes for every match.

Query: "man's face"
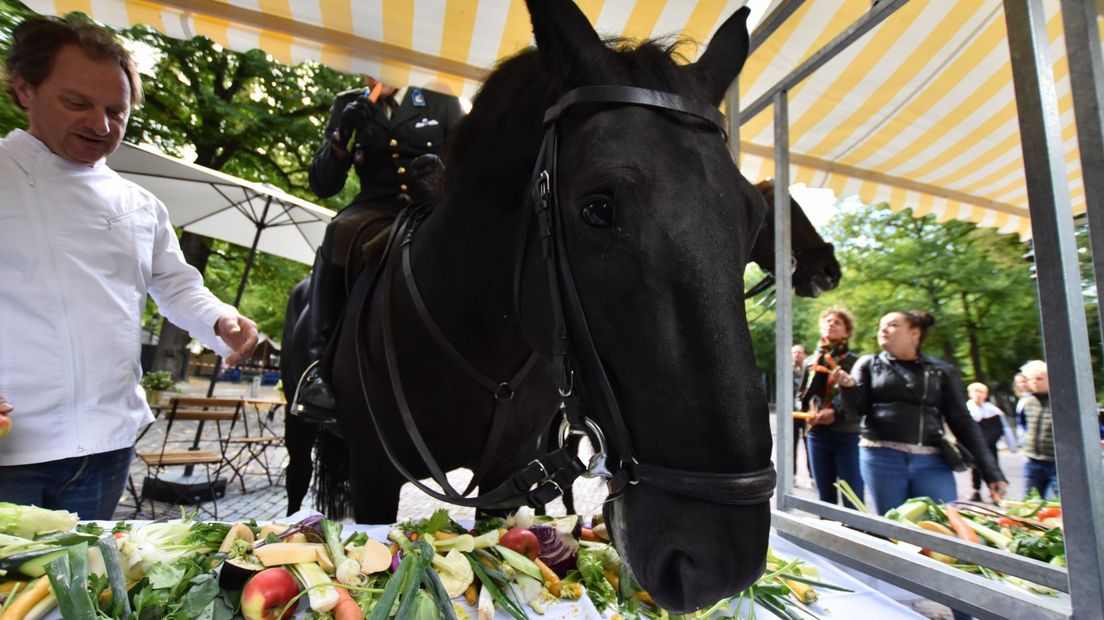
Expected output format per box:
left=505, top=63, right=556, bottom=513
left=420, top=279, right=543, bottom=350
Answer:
left=791, top=346, right=806, bottom=367
left=1027, top=370, right=1049, bottom=395
left=12, top=45, right=131, bottom=166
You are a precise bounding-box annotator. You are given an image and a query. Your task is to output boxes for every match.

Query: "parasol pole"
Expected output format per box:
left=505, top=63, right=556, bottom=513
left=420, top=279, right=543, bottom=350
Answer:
left=184, top=197, right=272, bottom=476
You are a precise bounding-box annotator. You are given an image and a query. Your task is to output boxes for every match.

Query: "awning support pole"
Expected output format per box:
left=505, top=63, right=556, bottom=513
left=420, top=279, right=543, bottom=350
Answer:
left=773, top=90, right=794, bottom=511
left=1005, top=1, right=1104, bottom=617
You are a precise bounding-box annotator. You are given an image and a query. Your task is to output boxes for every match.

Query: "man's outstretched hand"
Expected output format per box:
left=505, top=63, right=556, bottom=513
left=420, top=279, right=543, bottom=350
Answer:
left=215, top=313, right=260, bottom=366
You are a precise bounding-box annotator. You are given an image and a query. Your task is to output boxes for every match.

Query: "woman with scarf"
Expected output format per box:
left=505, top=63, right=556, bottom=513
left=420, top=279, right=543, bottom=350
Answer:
left=798, top=307, right=863, bottom=509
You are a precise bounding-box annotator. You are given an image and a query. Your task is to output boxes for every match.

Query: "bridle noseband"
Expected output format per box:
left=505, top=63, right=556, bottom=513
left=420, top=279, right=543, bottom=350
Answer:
left=353, top=85, right=775, bottom=510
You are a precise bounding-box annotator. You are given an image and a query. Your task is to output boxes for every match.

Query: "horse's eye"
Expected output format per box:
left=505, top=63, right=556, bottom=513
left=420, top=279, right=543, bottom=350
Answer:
left=580, top=200, right=613, bottom=228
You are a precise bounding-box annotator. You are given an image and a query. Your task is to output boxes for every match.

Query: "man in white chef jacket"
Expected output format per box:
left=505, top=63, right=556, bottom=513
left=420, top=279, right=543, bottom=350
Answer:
left=0, top=16, right=259, bottom=519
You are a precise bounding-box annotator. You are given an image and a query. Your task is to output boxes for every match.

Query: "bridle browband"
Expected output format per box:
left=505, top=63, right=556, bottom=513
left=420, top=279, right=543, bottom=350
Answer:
left=353, top=84, right=775, bottom=510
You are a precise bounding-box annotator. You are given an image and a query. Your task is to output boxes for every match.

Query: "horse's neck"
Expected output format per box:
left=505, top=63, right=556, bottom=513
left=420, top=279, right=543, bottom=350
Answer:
left=407, top=194, right=529, bottom=355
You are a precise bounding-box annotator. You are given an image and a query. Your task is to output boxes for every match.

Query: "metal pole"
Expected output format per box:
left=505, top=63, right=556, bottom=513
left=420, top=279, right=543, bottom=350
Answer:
left=205, top=197, right=272, bottom=399
left=1004, top=1, right=1104, bottom=617
left=773, top=91, right=794, bottom=510
left=725, top=82, right=740, bottom=163
left=1060, top=0, right=1104, bottom=354
left=738, top=0, right=911, bottom=124
left=186, top=198, right=274, bottom=477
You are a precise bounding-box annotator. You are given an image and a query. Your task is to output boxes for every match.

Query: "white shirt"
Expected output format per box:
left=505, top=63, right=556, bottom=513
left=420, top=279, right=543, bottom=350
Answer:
left=967, top=399, right=1004, bottom=423
left=0, top=130, right=234, bottom=466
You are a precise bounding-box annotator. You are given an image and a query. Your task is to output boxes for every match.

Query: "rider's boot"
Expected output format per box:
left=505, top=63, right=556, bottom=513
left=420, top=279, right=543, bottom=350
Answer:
left=294, top=252, right=345, bottom=424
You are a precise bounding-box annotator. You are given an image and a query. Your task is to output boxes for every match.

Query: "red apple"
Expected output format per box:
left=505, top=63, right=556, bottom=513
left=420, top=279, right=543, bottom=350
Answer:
left=500, top=527, right=540, bottom=560
left=0, top=413, right=11, bottom=439
left=241, top=567, right=300, bottom=620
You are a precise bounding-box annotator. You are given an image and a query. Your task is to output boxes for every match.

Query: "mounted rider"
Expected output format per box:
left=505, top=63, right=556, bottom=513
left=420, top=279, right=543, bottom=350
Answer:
left=295, top=76, right=464, bottom=420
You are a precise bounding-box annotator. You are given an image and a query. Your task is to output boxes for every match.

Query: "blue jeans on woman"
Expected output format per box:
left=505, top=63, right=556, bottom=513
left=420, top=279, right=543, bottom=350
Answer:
left=806, top=430, right=864, bottom=509
left=0, top=446, right=134, bottom=520
left=859, top=446, right=957, bottom=515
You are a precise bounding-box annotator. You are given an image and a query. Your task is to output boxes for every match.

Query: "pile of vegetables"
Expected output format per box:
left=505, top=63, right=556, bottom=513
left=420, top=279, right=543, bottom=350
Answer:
left=0, top=503, right=853, bottom=619
left=885, top=492, right=1065, bottom=595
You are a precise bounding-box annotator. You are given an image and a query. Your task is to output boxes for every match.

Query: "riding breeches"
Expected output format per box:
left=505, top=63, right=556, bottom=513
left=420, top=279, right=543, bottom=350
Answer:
left=307, top=197, right=405, bottom=362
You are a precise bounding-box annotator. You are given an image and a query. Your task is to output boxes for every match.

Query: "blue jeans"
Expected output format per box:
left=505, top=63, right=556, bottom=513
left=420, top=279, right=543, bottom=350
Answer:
left=806, top=430, right=864, bottom=509
left=860, top=447, right=957, bottom=515
left=0, top=446, right=134, bottom=520
left=1023, top=458, right=1058, bottom=500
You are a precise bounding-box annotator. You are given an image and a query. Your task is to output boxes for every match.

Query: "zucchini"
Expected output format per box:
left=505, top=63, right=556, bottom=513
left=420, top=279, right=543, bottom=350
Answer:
left=0, top=547, right=68, bottom=579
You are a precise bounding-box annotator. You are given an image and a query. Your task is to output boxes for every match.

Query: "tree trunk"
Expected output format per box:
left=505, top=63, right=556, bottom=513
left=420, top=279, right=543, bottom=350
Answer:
left=151, top=232, right=212, bottom=379
left=960, top=291, right=985, bottom=382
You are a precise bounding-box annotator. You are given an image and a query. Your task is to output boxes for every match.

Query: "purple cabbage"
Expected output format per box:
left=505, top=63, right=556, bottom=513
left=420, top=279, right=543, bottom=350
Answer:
left=529, top=525, right=578, bottom=576
left=390, top=550, right=403, bottom=573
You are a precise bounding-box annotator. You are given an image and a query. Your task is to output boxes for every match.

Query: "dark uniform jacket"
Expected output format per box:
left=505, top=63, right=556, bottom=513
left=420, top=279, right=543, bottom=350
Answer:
left=843, top=352, right=1006, bottom=483
left=309, top=86, right=464, bottom=203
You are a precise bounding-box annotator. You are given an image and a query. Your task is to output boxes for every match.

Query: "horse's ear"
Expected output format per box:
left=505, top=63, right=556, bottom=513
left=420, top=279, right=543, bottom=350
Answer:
left=526, top=0, right=607, bottom=83
left=687, top=6, right=751, bottom=105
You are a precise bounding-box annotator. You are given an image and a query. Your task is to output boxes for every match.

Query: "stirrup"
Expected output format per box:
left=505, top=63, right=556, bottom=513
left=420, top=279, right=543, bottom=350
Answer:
left=291, top=360, right=338, bottom=425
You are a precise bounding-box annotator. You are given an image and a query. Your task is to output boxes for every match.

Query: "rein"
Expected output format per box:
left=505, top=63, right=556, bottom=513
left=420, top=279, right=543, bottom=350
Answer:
left=353, top=85, right=775, bottom=510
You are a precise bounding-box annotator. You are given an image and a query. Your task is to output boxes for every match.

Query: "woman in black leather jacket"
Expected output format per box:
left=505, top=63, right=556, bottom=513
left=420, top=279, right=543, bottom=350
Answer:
left=835, top=311, right=1007, bottom=515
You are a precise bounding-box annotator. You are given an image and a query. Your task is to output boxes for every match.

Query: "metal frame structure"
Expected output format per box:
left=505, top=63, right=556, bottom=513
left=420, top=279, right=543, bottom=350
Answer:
left=739, top=1, right=1104, bottom=618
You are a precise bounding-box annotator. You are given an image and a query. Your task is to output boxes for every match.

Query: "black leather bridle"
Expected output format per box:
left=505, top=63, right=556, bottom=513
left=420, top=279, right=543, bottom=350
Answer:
left=354, top=85, right=776, bottom=510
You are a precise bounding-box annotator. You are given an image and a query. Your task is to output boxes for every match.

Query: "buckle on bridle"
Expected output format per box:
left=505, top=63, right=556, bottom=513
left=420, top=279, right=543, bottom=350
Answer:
left=528, top=458, right=549, bottom=481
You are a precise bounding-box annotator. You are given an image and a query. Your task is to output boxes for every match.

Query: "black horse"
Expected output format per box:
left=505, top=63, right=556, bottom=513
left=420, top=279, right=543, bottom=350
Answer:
left=749, top=180, right=841, bottom=298
left=286, top=1, right=786, bottom=610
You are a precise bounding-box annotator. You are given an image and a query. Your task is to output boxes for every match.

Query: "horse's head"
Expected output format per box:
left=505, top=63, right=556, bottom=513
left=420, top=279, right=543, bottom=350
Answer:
left=511, top=1, right=774, bottom=611
left=750, top=180, right=842, bottom=298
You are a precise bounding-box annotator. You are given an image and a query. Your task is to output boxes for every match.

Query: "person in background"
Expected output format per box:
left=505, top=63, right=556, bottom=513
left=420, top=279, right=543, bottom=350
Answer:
left=1018, top=360, right=1058, bottom=499
left=965, top=383, right=1014, bottom=503
left=1013, top=372, right=1031, bottom=435
left=295, top=77, right=464, bottom=419
left=799, top=307, right=863, bottom=509
left=836, top=311, right=1007, bottom=515
left=791, top=344, right=810, bottom=483
left=0, top=16, right=257, bottom=519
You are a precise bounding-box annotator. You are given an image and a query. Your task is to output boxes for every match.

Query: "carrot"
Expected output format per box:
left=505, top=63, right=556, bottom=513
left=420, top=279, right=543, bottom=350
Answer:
left=0, top=582, right=27, bottom=595
left=944, top=506, right=980, bottom=544
left=534, top=558, right=562, bottom=596
left=464, top=582, right=479, bottom=606
left=408, top=532, right=418, bottom=542
left=332, top=587, right=360, bottom=620
left=580, top=528, right=599, bottom=542
left=0, top=576, right=51, bottom=620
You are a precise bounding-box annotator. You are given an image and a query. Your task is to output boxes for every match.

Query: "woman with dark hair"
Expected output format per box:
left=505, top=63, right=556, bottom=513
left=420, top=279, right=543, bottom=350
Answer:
left=798, top=307, right=862, bottom=508
left=836, top=311, right=1007, bottom=514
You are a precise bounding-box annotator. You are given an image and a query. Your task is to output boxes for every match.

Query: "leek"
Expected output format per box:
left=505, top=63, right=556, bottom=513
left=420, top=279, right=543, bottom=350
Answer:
left=289, top=562, right=340, bottom=612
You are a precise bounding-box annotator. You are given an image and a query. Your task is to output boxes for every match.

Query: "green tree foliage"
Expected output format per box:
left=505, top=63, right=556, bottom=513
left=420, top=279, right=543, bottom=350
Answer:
left=115, top=24, right=362, bottom=346
left=0, top=1, right=364, bottom=372
left=747, top=202, right=1047, bottom=398
left=0, top=0, right=34, bottom=131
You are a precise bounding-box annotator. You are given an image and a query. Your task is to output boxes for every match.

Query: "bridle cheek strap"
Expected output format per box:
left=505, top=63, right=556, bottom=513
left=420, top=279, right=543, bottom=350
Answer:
left=530, top=84, right=776, bottom=507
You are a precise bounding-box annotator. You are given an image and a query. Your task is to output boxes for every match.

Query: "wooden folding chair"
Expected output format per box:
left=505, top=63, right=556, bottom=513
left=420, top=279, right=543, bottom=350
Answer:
left=222, top=399, right=285, bottom=492
left=134, top=397, right=244, bottom=519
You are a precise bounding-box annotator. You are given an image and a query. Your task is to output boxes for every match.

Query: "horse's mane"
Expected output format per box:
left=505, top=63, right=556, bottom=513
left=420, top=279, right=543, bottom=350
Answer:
left=443, top=37, right=710, bottom=211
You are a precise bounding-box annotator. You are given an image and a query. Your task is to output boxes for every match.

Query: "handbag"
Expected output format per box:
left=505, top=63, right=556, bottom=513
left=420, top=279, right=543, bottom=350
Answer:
left=937, top=433, right=975, bottom=472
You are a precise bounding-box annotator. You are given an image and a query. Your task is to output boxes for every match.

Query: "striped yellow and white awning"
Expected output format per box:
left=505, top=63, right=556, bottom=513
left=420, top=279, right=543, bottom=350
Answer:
left=736, top=0, right=1097, bottom=239
left=24, top=0, right=1096, bottom=239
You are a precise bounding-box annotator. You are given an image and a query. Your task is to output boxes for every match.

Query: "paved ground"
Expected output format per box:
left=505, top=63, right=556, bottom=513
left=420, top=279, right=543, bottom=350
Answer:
left=116, top=379, right=1030, bottom=619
